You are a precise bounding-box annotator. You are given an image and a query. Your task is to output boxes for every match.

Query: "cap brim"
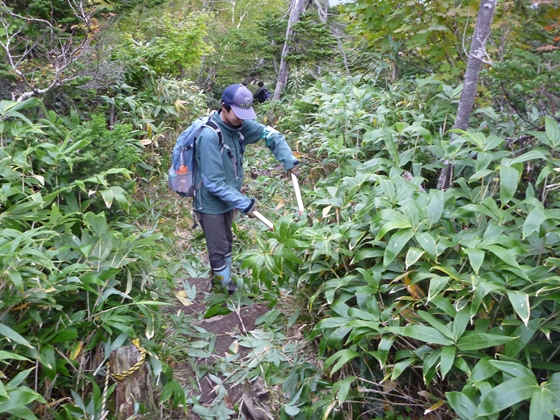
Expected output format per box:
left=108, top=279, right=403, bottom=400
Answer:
left=231, top=105, right=257, bottom=120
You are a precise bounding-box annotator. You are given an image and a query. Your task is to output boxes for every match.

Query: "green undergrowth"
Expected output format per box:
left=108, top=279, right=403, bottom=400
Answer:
left=164, top=74, right=560, bottom=420
left=235, top=75, right=560, bottom=419
left=5, top=71, right=560, bottom=420
left=0, top=98, right=188, bottom=419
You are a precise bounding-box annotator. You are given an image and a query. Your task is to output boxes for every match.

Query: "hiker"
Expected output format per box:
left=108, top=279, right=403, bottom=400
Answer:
left=194, top=83, right=300, bottom=294
left=255, top=81, right=271, bottom=103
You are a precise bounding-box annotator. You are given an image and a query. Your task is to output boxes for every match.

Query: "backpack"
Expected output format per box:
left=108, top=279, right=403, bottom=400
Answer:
left=256, top=87, right=271, bottom=103
left=168, top=114, right=222, bottom=197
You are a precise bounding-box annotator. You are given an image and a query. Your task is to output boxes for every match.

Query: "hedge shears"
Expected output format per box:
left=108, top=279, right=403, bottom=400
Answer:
left=253, top=173, right=304, bottom=231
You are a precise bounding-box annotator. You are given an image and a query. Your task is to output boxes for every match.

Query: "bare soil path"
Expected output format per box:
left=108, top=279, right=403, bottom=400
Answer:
left=166, top=277, right=276, bottom=420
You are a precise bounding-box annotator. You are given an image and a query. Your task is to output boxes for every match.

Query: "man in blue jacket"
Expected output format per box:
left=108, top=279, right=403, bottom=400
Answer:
left=194, top=84, right=299, bottom=294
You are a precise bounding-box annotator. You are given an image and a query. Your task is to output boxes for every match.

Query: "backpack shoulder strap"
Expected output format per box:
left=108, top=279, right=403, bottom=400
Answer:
left=204, top=119, right=223, bottom=148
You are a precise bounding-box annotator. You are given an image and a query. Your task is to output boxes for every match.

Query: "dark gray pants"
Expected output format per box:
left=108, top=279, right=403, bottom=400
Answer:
left=196, top=210, right=233, bottom=272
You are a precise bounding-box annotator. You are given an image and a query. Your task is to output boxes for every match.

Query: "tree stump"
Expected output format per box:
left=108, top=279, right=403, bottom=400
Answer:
left=110, top=344, right=153, bottom=419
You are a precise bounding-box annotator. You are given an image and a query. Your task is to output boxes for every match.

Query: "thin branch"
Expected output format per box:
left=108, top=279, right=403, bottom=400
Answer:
left=0, top=0, right=96, bottom=101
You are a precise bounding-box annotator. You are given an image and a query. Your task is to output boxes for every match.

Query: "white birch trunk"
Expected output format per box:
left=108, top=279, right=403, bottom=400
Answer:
left=437, top=0, right=497, bottom=190
left=273, top=0, right=306, bottom=100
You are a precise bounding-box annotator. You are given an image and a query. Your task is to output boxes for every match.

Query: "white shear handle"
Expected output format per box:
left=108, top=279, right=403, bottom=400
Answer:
left=292, top=173, right=304, bottom=215
left=252, top=211, right=274, bottom=230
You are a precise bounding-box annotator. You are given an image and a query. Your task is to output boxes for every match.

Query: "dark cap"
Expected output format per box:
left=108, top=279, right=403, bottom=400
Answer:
left=221, top=84, right=257, bottom=120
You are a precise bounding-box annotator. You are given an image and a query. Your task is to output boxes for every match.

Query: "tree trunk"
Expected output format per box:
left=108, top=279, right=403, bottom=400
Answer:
left=273, top=0, right=306, bottom=100
left=437, top=0, right=497, bottom=190
left=110, top=344, right=153, bottom=419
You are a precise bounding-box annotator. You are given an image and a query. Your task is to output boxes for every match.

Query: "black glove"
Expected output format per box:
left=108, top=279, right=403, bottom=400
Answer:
left=286, top=161, right=301, bottom=178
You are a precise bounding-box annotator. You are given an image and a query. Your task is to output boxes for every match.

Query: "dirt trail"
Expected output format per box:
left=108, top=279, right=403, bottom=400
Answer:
left=168, top=277, right=274, bottom=419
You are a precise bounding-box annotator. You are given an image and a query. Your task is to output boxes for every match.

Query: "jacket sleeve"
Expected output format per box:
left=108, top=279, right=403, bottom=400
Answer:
left=241, top=120, right=299, bottom=170
left=197, top=127, right=254, bottom=213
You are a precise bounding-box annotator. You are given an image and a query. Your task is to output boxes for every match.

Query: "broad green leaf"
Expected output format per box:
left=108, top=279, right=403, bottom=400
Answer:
left=109, top=186, right=130, bottom=212
left=367, top=336, right=394, bottom=368
left=188, top=341, right=209, bottom=349
left=333, top=376, right=356, bottom=403
left=391, top=358, right=414, bottom=380
left=464, top=248, right=484, bottom=275
left=490, top=361, right=536, bottom=381
left=383, top=127, right=399, bottom=164
left=133, top=300, right=170, bottom=306
left=405, top=247, right=424, bottom=269
left=356, top=268, right=380, bottom=292
left=457, top=332, right=514, bottom=351
left=507, top=291, right=530, bottom=326
left=509, top=150, right=547, bottom=165
left=454, top=357, right=470, bottom=374
left=431, top=296, right=456, bottom=317
left=440, top=346, right=456, bottom=379
left=375, top=219, right=412, bottom=241
left=256, top=309, right=282, bottom=328
left=0, top=351, right=30, bottom=362
left=471, top=276, right=505, bottom=314
left=481, top=245, right=520, bottom=268
left=483, top=134, right=506, bottom=151
left=384, top=326, right=453, bottom=346
left=523, top=207, right=547, bottom=239
left=3, top=405, right=37, bottom=420
left=383, top=228, right=414, bottom=267
left=542, top=373, right=560, bottom=408
left=415, top=232, right=438, bottom=259
left=469, top=357, right=498, bottom=383
left=324, top=349, right=360, bottom=375
left=427, top=276, right=449, bottom=302
left=315, top=317, right=352, bottom=330
left=84, top=212, right=108, bottom=236
left=504, top=318, right=538, bottom=358
left=536, top=164, right=553, bottom=186
left=446, top=391, right=477, bottom=420
left=452, top=306, right=471, bottom=341
left=445, top=391, right=476, bottom=420
left=186, top=348, right=211, bottom=358
left=192, top=404, right=213, bottom=416
left=499, top=163, right=520, bottom=205
left=348, top=308, right=378, bottom=322
left=0, top=387, right=44, bottom=412
left=417, top=310, right=453, bottom=339
left=352, top=248, right=384, bottom=264
left=0, top=324, right=33, bottom=348
left=6, top=269, right=23, bottom=291
left=447, top=138, right=464, bottom=155
left=475, top=152, right=493, bottom=172
left=284, top=404, right=300, bottom=416
left=427, top=189, right=444, bottom=227
left=476, top=377, right=539, bottom=416
left=530, top=388, right=554, bottom=420
left=469, top=169, right=494, bottom=182
left=50, top=329, right=78, bottom=344
left=431, top=264, right=460, bottom=280
left=545, top=116, right=560, bottom=148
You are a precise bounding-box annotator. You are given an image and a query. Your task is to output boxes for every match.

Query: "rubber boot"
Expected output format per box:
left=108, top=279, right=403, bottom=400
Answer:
left=213, top=265, right=231, bottom=291
left=225, top=256, right=237, bottom=295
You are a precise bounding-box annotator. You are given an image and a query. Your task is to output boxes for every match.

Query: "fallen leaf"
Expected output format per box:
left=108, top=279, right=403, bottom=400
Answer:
left=174, top=290, right=193, bottom=306
left=536, top=45, right=560, bottom=51
left=425, top=400, right=445, bottom=414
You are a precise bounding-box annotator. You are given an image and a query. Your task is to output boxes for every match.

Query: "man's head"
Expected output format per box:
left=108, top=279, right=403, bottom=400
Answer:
left=221, top=84, right=257, bottom=121
left=258, top=81, right=264, bottom=87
